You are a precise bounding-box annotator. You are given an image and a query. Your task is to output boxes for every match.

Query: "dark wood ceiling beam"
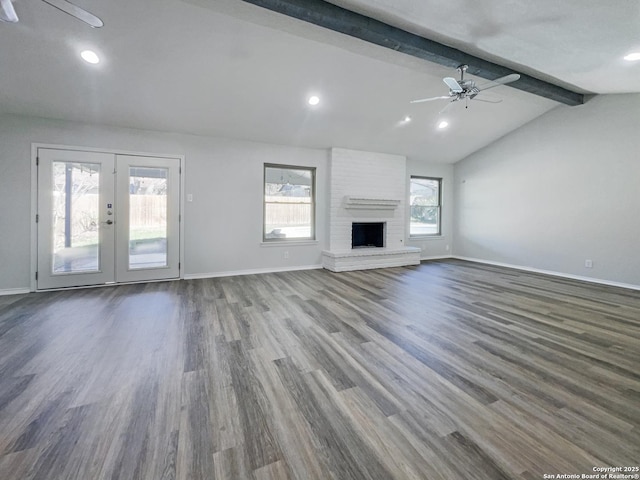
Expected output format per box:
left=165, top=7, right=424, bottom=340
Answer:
left=241, top=0, right=584, bottom=106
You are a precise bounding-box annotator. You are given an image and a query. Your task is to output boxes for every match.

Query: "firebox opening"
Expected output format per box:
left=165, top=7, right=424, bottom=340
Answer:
left=352, top=222, right=385, bottom=249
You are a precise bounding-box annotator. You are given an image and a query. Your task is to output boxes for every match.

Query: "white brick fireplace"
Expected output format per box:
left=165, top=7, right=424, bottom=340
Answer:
left=322, top=148, right=420, bottom=272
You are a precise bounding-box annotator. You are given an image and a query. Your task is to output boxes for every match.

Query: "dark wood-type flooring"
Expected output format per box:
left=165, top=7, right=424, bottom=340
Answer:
left=0, top=259, right=639, bottom=479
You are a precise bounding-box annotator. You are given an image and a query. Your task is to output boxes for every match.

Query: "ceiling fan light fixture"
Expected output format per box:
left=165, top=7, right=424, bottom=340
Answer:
left=80, top=50, right=100, bottom=64
left=308, top=95, right=320, bottom=106
left=438, top=121, right=449, bottom=129
left=623, top=52, right=640, bottom=61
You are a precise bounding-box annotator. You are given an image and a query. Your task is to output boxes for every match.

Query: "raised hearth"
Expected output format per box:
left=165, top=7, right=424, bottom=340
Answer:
left=322, top=247, right=420, bottom=272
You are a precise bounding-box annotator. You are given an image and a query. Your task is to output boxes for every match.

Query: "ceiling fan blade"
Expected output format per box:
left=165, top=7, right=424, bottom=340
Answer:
left=410, top=95, right=451, bottom=104
left=477, top=73, right=520, bottom=91
left=0, top=0, right=19, bottom=23
left=40, top=0, right=103, bottom=27
left=443, top=77, right=463, bottom=93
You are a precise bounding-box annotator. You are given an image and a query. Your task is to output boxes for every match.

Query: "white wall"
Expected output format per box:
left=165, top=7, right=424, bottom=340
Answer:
left=6, top=95, right=633, bottom=292
left=0, top=114, right=328, bottom=291
left=453, top=94, right=640, bottom=287
left=406, top=159, right=454, bottom=259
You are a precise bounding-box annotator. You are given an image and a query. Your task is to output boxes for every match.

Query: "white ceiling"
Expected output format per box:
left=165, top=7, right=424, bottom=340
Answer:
left=329, top=0, right=640, bottom=95
left=0, top=0, right=638, bottom=163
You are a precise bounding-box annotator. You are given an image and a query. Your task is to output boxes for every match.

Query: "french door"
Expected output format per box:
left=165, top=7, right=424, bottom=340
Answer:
left=36, top=148, right=181, bottom=290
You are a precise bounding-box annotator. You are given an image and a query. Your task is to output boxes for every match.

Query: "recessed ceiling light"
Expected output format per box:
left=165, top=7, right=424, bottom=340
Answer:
left=403, top=116, right=412, bottom=122
left=438, top=121, right=449, bottom=129
left=624, top=52, right=640, bottom=61
left=308, top=95, right=320, bottom=106
left=80, top=50, right=100, bottom=64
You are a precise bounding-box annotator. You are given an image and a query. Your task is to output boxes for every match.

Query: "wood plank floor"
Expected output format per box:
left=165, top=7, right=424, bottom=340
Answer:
left=0, top=259, right=638, bottom=479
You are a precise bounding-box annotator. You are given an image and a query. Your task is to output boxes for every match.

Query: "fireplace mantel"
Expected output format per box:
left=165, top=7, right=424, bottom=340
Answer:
left=344, top=196, right=401, bottom=210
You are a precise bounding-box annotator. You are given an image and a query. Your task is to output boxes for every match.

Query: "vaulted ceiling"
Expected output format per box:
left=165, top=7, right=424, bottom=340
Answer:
left=0, top=0, right=638, bottom=163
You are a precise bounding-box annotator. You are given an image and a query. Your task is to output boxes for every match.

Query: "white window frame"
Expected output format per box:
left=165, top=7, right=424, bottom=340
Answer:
left=263, top=164, right=316, bottom=242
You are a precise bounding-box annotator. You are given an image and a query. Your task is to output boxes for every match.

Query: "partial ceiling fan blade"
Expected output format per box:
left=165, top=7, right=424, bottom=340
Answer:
left=443, top=77, right=463, bottom=93
left=410, top=95, right=451, bottom=104
left=439, top=99, right=457, bottom=115
left=473, top=96, right=503, bottom=104
left=0, top=0, right=19, bottom=23
left=477, top=73, right=520, bottom=91
left=40, top=0, right=103, bottom=27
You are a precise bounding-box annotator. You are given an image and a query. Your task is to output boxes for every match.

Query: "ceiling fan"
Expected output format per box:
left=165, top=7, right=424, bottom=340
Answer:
left=0, top=0, right=103, bottom=27
left=411, top=65, right=520, bottom=111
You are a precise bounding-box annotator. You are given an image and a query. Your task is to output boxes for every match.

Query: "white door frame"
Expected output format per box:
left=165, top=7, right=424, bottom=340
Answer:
left=31, top=143, right=185, bottom=292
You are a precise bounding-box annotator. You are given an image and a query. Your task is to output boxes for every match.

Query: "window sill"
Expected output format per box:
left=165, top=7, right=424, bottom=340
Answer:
left=260, top=240, right=319, bottom=247
left=409, top=235, right=445, bottom=241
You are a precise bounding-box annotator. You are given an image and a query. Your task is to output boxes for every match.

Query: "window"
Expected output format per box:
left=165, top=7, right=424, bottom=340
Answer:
left=264, top=164, right=315, bottom=241
left=410, top=176, right=441, bottom=236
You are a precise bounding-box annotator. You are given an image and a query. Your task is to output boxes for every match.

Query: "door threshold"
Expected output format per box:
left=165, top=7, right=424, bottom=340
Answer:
left=36, top=277, right=181, bottom=293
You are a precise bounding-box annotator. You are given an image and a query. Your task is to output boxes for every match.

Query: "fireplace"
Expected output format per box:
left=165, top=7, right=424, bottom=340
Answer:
left=322, top=148, right=420, bottom=271
left=352, top=222, right=385, bottom=248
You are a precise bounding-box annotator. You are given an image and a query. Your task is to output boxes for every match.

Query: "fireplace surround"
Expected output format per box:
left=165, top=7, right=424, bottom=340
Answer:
left=321, top=148, right=420, bottom=272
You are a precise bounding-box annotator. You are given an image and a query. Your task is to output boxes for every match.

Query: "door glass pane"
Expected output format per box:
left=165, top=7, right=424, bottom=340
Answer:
left=129, top=167, right=168, bottom=269
left=51, top=162, right=100, bottom=273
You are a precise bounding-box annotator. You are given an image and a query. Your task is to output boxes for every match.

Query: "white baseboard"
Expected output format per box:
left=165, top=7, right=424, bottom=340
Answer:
left=184, top=264, right=323, bottom=280
left=420, top=255, right=454, bottom=261
left=10, top=258, right=636, bottom=292
left=452, top=256, right=640, bottom=291
left=0, top=288, right=31, bottom=296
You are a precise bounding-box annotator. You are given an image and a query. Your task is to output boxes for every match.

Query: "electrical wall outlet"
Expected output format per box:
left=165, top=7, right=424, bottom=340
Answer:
left=585, top=259, right=593, bottom=268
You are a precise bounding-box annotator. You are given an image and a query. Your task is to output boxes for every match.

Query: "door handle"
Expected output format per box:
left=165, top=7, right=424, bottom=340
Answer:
left=103, top=220, right=114, bottom=225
